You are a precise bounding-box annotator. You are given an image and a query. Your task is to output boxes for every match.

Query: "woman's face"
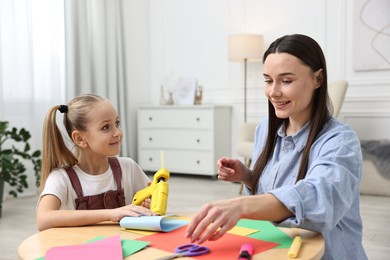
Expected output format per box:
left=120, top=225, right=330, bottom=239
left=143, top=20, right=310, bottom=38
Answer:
left=263, top=52, right=322, bottom=134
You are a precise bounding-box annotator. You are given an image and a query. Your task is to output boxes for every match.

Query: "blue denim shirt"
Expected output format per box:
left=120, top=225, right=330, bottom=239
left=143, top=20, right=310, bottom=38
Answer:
left=246, top=117, right=367, bottom=260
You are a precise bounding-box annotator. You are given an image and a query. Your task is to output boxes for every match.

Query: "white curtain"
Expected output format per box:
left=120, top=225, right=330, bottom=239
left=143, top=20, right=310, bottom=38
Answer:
left=64, top=0, right=132, bottom=157
left=0, top=0, right=66, bottom=197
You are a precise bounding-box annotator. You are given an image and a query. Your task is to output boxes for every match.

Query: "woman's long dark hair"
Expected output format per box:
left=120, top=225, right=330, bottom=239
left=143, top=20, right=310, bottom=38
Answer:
left=250, top=34, right=332, bottom=194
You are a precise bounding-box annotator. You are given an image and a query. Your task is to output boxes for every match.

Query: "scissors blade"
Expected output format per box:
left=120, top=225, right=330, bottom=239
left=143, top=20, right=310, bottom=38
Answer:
left=156, top=253, right=185, bottom=260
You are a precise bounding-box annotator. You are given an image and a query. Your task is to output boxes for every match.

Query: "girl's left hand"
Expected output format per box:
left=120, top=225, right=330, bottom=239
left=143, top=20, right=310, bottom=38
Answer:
left=141, top=182, right=152, bottom=209
left=141, top=198, right=151, bottom=209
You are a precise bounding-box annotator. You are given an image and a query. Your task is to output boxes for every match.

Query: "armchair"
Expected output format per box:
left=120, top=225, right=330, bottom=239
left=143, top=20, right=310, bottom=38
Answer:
left=328, top=80, right=348, bottom=118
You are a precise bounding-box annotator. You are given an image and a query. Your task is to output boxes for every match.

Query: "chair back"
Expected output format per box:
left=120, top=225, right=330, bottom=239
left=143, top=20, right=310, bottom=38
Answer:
left=236, top=122, right=257, bottom=159
left=328, top=80, right=348, bottom=118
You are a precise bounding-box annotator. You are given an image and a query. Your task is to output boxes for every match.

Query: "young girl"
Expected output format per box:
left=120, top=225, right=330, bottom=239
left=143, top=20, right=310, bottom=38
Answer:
left=36, top=94, right=154, bottom=231
left=185, top=34, right=367, bottom=259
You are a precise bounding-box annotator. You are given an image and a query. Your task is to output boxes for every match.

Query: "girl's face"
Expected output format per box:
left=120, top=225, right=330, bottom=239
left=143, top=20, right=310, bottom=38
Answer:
left=263, top=52, right=322, bottom=134
left=79, top=100, right=122, bottom=156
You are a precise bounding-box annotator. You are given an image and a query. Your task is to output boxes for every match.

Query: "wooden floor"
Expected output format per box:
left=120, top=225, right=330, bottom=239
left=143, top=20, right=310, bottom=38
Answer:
left=1, top=173, right=389, bottom=260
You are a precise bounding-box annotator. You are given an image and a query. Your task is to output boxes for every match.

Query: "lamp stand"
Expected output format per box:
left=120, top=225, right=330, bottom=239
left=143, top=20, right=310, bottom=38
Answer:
left=244, top=58, right=248, bottom=123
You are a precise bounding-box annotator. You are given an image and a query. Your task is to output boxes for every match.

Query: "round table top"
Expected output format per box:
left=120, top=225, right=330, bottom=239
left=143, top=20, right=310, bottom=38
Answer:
left=18, top=222, right=324, bottom=260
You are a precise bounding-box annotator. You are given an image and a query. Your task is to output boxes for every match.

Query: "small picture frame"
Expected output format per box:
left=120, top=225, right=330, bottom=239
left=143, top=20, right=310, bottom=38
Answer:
left=175, top=78, right=198, bottom=105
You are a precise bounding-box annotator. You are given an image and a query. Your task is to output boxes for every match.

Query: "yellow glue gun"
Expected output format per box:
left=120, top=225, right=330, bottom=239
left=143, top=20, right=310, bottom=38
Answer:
left=132, top=167, right=170, bottom=215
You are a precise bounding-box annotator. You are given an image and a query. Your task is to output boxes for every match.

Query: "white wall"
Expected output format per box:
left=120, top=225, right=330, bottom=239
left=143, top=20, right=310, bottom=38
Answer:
left=122, top=0, right=152, bottom=156
left=143, top=0, right=390, bottom=160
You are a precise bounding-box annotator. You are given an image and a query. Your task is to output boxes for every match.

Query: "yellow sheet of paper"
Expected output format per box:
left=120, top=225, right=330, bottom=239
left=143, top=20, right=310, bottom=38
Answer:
left=227, top=226, right=259, bottom=236
left=121, top=228, right=157, bottom=236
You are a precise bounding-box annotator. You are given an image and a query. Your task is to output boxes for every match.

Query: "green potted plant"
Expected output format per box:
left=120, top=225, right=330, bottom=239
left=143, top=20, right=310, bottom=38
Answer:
left=0, top=121, right=42, bottom=217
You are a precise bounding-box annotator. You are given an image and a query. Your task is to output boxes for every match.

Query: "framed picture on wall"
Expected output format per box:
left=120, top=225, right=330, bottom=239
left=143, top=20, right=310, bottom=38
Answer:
left=353, top=0, right=390, bottom=71
left=175, top=78, right=198, bottom=105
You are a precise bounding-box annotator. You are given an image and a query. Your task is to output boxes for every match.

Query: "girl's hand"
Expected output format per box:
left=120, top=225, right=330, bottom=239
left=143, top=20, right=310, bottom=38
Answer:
left=141, top=198, right=151, bottom=209
left=140, top=182, right=152, bottom=208
left=110, top=204, right=156, bottom=222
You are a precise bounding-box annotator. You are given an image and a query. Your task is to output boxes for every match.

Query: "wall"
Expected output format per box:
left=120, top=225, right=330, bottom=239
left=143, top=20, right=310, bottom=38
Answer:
left=145, top=0, right=390, bottom=160
left=122, top=0, right=152, bottom=156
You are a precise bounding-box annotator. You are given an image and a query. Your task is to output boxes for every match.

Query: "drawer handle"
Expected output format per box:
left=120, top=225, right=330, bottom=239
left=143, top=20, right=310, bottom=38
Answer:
left=196, top=160, right=200, bottom=164
left=196, top=117, right=200, bottom=122
left=148, top=116, right=153, bottom=121
left=149, top=157, right=153, bottom=162
left=196, top=139, right=200, bottom=143
left=148, top=137, right=153, bottom=141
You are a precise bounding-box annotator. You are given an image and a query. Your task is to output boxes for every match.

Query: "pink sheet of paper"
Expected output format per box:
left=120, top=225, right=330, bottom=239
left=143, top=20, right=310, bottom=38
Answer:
left=45, top=235, right=122, bottom=260
left=137, top=226, right=279, bottom=259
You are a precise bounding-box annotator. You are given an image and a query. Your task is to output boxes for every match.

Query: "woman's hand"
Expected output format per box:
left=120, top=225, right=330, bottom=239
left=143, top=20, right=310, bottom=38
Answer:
left=185, top=194, right=293, bottom=244
left=185, top=197, right=243, bottom=244
left=217, top=157, right=252, bottom=185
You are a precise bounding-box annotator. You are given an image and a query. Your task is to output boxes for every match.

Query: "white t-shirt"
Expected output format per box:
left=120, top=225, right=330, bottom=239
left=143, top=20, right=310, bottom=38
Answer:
left=39, top=157, right=150, bottom=209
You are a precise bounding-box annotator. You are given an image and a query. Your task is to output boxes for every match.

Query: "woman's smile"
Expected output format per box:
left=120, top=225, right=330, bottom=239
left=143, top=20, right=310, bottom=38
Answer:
left=272, top=100, right=291, bottom=109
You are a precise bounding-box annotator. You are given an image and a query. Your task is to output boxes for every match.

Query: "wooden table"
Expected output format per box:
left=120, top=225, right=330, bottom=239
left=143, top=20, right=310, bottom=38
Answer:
left=18, top=222, right=324, bottom=259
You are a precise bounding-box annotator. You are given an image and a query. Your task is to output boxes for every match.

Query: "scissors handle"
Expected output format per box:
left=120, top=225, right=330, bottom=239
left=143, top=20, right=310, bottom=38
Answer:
left=176, top=243, right=210, bottom=257
left=156, top=243, right=210, bottom=259
left=176, top=243, right=198, bottom=252
left=186, top=246, right=210, bottom=256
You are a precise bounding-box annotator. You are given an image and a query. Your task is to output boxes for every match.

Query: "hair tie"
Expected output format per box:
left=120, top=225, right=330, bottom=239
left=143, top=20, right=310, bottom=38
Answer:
left=58, top=105, right=68, bottom=113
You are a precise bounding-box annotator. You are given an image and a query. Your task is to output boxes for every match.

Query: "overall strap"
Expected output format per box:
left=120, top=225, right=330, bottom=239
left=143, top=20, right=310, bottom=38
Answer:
left=108, top=157, right=123, bottom=190
left=65, top=166, right=84, bottom=198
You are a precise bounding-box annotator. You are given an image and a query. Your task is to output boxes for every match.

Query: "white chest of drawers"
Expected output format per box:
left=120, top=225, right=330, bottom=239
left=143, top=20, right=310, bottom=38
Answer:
left=137, top=106, right=231, bottom=177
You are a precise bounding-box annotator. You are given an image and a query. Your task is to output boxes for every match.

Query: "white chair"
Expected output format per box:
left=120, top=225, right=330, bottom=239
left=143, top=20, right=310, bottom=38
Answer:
left=328, top=80, right=348, bottom=118
left=235, top=122, right=257, bottom=168
left=236, top=122, right=257, bottom=194
left=235, top=80, right=348, bottom=193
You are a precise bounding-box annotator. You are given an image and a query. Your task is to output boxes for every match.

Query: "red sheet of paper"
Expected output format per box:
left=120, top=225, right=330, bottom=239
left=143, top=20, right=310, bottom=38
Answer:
left=137, top=226, right=279, bottom=259
left=45, top=235, right=122, bottom=260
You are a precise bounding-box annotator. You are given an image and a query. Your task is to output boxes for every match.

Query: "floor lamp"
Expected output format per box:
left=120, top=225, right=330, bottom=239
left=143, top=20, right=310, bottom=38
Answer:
left=228, top=34, right=263, bottom=122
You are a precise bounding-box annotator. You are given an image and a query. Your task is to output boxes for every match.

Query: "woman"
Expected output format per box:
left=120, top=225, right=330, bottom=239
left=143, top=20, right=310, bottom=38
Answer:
left=185, top=34, right=367, bottom=259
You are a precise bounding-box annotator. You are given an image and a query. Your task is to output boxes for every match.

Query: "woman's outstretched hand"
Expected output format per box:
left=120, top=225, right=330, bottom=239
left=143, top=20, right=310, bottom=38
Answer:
left=185, top=197, right=243, bottom=244
left=185, top=194, right=293, bottom=244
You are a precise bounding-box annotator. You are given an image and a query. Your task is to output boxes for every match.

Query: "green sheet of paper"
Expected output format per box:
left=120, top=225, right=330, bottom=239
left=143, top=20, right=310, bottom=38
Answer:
left=237, top=219, right=293, bottom=248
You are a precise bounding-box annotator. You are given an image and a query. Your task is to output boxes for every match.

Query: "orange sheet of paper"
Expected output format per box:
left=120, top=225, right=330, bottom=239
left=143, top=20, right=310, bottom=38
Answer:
left=137, top=226, right=279, bottom=259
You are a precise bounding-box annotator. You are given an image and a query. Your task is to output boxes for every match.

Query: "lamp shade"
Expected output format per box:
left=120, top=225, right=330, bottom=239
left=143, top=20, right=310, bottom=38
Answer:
left=228, top=34, right=263, bottom=62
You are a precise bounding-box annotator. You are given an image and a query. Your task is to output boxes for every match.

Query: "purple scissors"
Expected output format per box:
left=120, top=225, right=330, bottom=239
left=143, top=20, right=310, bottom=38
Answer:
left=157, top=243, right=211, bottom=259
